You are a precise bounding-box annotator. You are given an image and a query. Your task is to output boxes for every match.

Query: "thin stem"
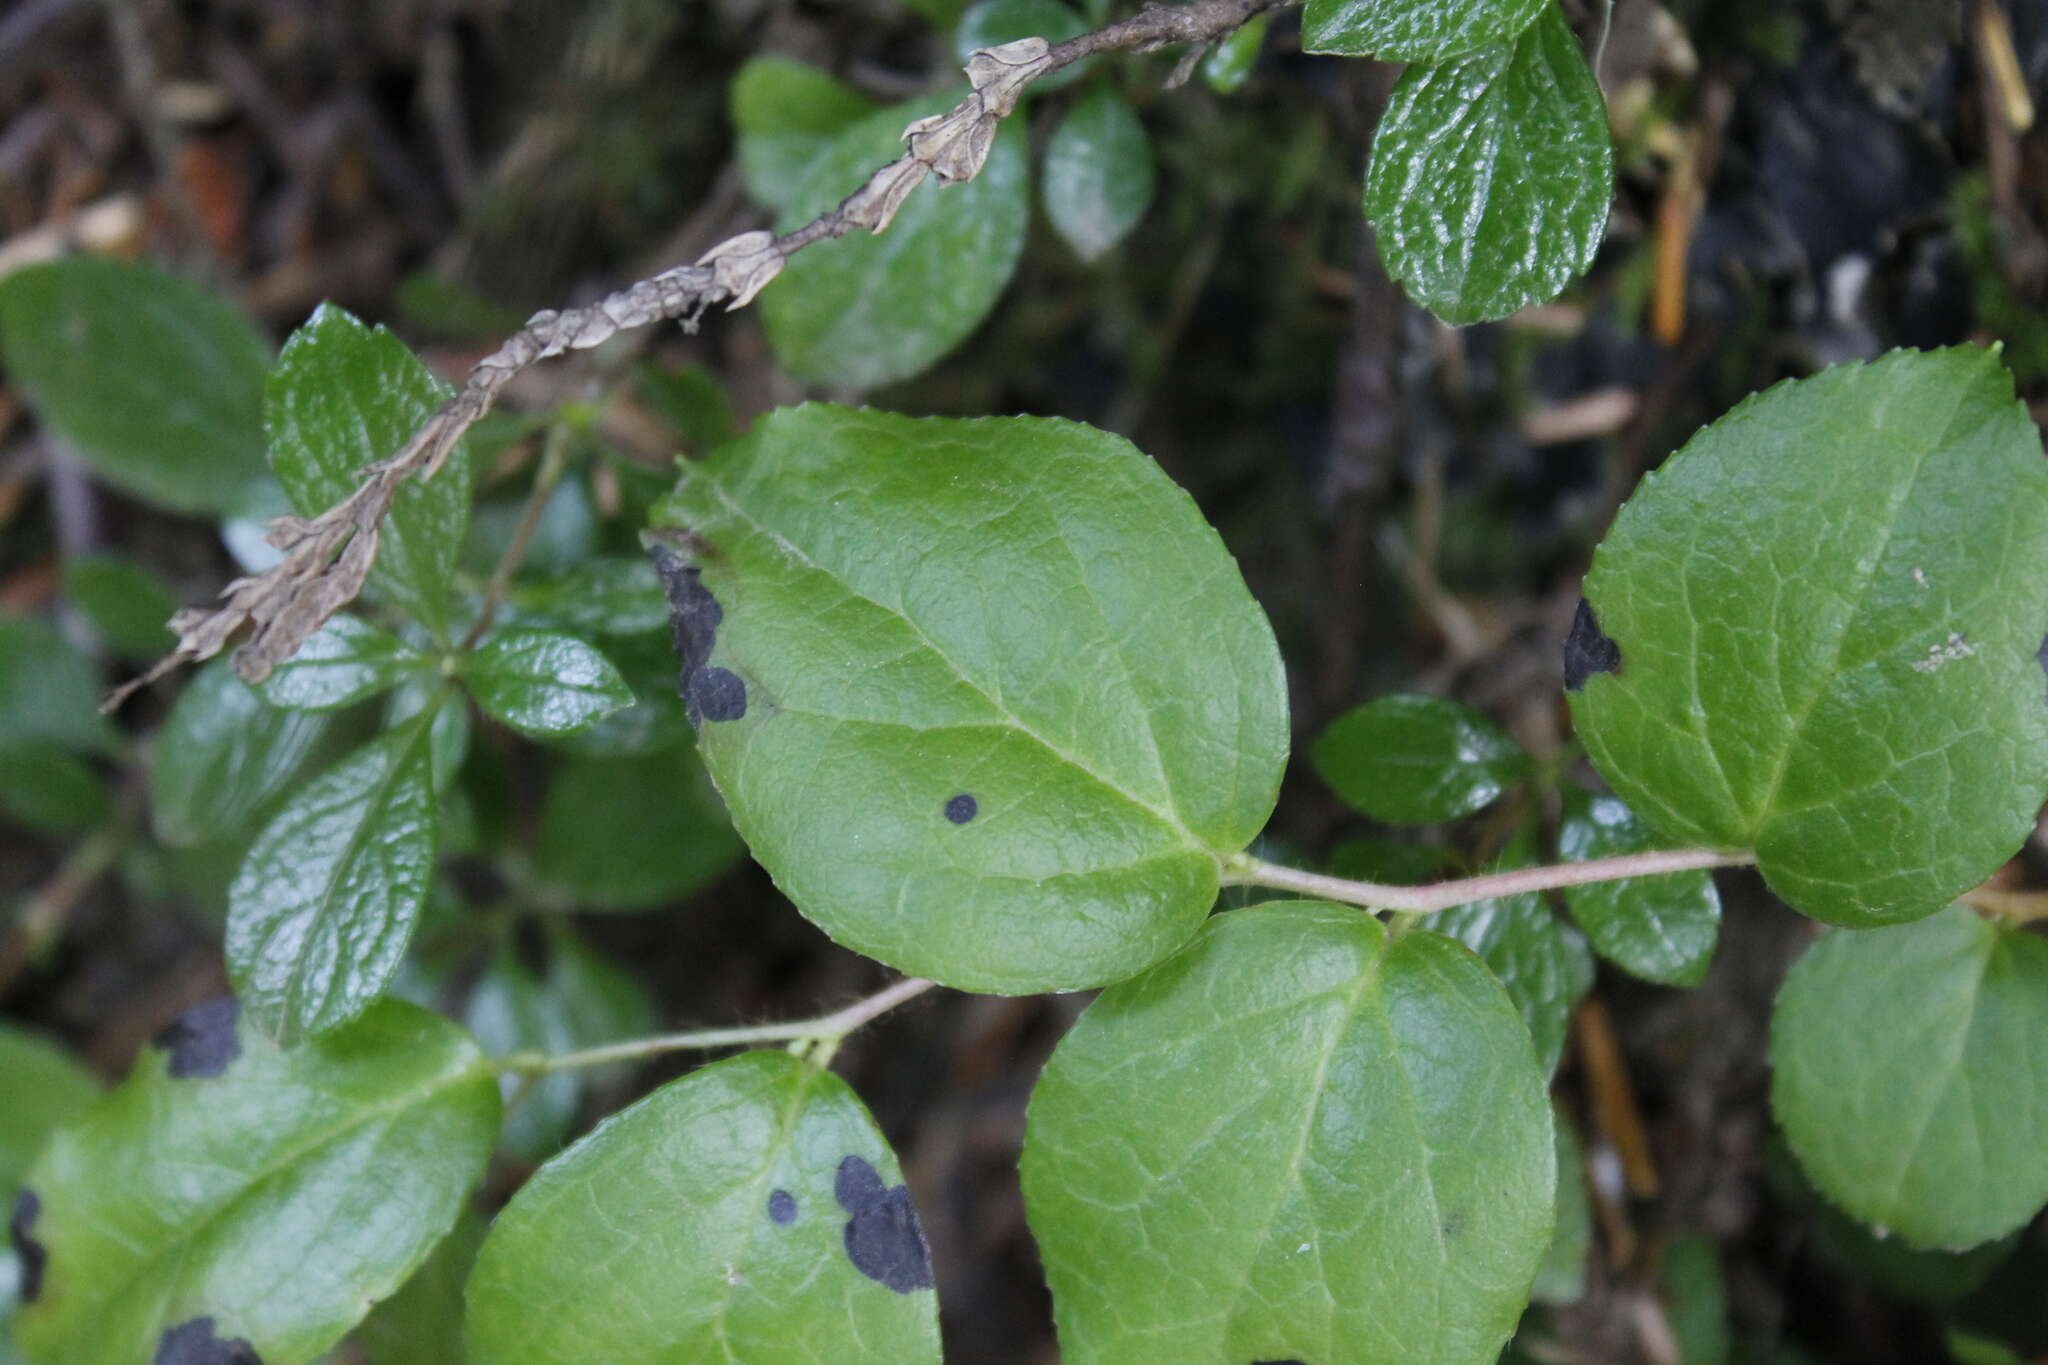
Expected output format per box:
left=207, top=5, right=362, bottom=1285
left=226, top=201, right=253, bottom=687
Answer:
left=1961, top=885, right=2048, bottom=926
left=457, top=419, right=577, bottom=652
left=498, top=977, right=938, bottom=1077
left=1223, top=848, right=1755, bottom=915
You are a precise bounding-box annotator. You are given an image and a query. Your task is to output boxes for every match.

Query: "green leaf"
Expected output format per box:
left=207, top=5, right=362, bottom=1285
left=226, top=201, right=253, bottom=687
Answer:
left=1363, top=6, right=1613, bottom=325
left=0, top=257, right=271, bottom=515
left=255, top=614, right=427, bottom=711
left=0, top=1028, right=99, bottom=1204
left=1660, top=1235, right=1732, bottom=1365
left=385, top=675, right=470, bottom=790
left=0, top=617, right=114, bottom=757
left=461, top=630, right=633, bottom=739
left=1771, top=908, right=2048, bottom=1249
left=151, top=659, right=332, bottom=847
left=225, top=722, right=439, bottom=1045
left=1311, top=692, right=1530, bottom=824
left=464, top=1050, right=941, bottom=1363
left=1042, top=86, right=1156, bottom=262
left=955, top=0, right=1089, bottom=90
left=762, top=97, right=1029, bottom=390
left=350, top=1205, right=484, bottom=1365
left=59, top=554, right=176, bottom=660
left=1304, top=0, right=1547, bottom=60
left=1023, top=902, right=1555, bottom=1363
left=13, top=997, right=497, bottom=1365
left=651, top=405, right=1288, bottom=991
left=0, top=746, right=107, bottom=835
left=1571, top=347, right=2048, bottom=926
left=509, top=558, right=669, bottom=638
left=1532, top=1105, right=1590, bottom=1306
left=730, top=58, right=877, bottom=212
left=267, top=304, right=473, bottom=640
left=1557, top=790, right=1720, bottom=986
left=1327, top=835, right=1460, bottom=884
left=533, top=743, right=743, bottom=910
left=1203, top=12, right=1271, bottom=92
left=1432, top=861, right=1594, bottom=1077
left=638, top=362, right=735, bottom=451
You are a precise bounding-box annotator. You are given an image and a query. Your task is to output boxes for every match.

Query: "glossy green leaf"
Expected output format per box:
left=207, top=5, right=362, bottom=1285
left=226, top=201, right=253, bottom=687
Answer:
left=1312, top=692, right=1530, bottom=824
left=651, top=405, right=1288, bottom=991
left=151, top=659, right=332, bottom=847
left=1532, top=1104, right=1590, bottom=1306
left=1203, top=12, right=1271, bottom=92
left=0, top=257, right=271, bottom=515
left=1043, top=86, right=1155, bottom=262
left=0, top=746, right=107, bottom=835
left=351, top=1205, right=484, bottom=1365
left=730, top=58, right=877, bottom=212
left=255, top=615, right=426, bottom=711
left=955, top=0, right=1089, bottom=91
left=1023, top=901, right=1554, bottom=1363
left=461, top=630, right=633, bottom=739
left=510, top=558, right=668, bottom=638
left=1304, top=0, right=1547, bottom=60
left=465, top=1050, right=941, bottom=1363
left=13, top=997, right=497, bottom=1365
left=533, top=742, right=742, bottom=910
left=0, top=618, right=113, bottom=757
left=762, top=96, right=1029, bottom=389
left=1432, top=862, right=1593, bottom=1077
left=1572, top=347, right=2048, bottom=927
left=1772, top=909, right=2048, bottom=1249
left=1557, top=790, right=1720, bottom=986
left=267, top=304, right=473, bottom=639
left=59, top=554, right=176, bottom=660
left=1363, top=6, right=1613, bottom=325
left=0, top=1028, right=99, bottom=1204
left=385, top=675, right=470, bottom=791
left=225, top=722, right=439, bottom=1045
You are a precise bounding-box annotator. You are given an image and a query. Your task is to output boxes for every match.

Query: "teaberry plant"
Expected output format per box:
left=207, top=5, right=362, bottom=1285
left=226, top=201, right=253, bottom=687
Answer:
left=2, top=0, right=2046, bottom=1362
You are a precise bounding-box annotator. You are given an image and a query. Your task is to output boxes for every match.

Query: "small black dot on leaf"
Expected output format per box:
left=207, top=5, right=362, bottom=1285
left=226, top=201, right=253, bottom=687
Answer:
left=1563, top=597, right=1622, bottom=692
left=768, top=1189, right=798, bottom=1225
left=153, top=1317, right=262, bottom=1365
left=10, top=1188, right=45, bottom=1304
left=944, top=793, right=978, bottom=824
left=2037, top=632, right=2047, bottom=688
left=151, top=997, right=241, bottom=1079
left=834, top=1154, right=933, bottom=1294
left=688, top=666, right=748, bottom=723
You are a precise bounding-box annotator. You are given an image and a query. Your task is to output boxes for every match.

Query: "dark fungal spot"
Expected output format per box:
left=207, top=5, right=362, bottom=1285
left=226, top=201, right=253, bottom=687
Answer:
left=834, top=1154, right=933, bottom=1294
left=768, top=1189, right=798, bottom=1225
left=1563, top=597, right=1622, bottom=691
left=153, top=1317, right=262, bottom=1365
left=2038, top=633, right=2047, bottom=690
left=944, top=793, right=978, bottom=824
left=151, top=997, right=241, bottom=1079
left=10, top=1189, right=45, bottom=1304
left=688, top=666, right=748, bottom=723
left=649, top=542, right=746, bottom=724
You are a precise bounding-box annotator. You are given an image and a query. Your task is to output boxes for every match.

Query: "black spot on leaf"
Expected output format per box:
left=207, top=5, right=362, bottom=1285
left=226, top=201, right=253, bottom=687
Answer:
left=834, top=1154, right=933, bottom=1293
left=944, top=793, right=978, bottom=824
left=2038, top=633, right=2047, bottom=691
left=151, top=997, right=241, bottom=1079
left=10, top=1189, right=45, bottom=1304
left=649, top=543, right=743, bottom=725
left=1563, top=597, right=1622, bottom=691
left=688, top=666, right=748, bottom=723
left=768, top=1189, right=798, bottom=1225
left=153, top=1317, right=262, bottom=1365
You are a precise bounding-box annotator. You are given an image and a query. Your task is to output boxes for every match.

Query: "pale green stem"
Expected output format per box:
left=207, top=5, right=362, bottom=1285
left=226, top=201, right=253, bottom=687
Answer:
left=1222, top=847, right=1756, bottom=915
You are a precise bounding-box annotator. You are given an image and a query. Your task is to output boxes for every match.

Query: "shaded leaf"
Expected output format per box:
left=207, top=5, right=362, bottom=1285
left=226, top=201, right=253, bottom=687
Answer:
left=462, top=630, right=633, bottom=739
left=0, top=746, right=107, bottom=835
left=1660, top=1235, right=1733, bottom=1365
left=255, top=614, right=426, bottom=711
left=956, top=0, right=1090, bottom=90
left=1204, top=12, right=1271, bottom=92
left=60, top=554, right=176, bottom=660
left=1305, top=0, right=1547, bottom=60
left=1311, top=692, right=1530, bottom=824
left=1043, top=86, right=1155, bottom=262
left=151, top=659, right=331, bottom=847
left=1557, top=790, right=1720, bottom=986
left=638, top=363, right=734, bottom=451
left=0, top=1028, right=99, bottom=1204
left=509, top=558, right=668, bottom=638
left=730, top=58, right=877, bottom=212
left=351, top=1205, right=484, bottom=1365
left=0, top=618, right=114, bottom=757
left=533, top=742, right=742, bottom=910
left=1432, top=863, right=1593, bottom=1077
left=1532, top=1105, right=1591, bottom=1305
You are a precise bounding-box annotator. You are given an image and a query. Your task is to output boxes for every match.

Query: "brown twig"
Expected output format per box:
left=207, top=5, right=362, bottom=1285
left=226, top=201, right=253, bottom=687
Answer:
left=111, top=0, right=1299, bottom=712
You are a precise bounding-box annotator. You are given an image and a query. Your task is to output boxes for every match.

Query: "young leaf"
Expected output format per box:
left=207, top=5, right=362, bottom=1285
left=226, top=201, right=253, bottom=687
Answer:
left=60, top=554, right=177, bottom=659
left=730, top=57, right=877, bottom=212
left=1311, top=692, right=1530, bottom=824
left=762, top=97, right=1029, bottom=390
left=1042, top=86, right=1156, bottom=262
left=1557, top=790, right=1720, bottom=985
left=0, top=257, right=271, bottom=515
left=1432, top=872, right=1594, bottom=1077
left=464, top=1051, right=941, bottom=1363
left=255, top=614, right=427, bottom=711
left=0, top=618, right=115, bottom=757
left=225, top=721, right=439, bottom=1045
left=1771, top=907, right=2048, bottom=1249
left=12, top=997, right=498, bottom=1365
left=534, top=743, right=743, bottom=910
left=1304, top=0, right=1547, bottom=61
left=461, top=629, right=634, bottom=739
left=151, top=659, right=332, bottom=847
left=651, top=406, right=1288, bottom=992
left=1203, top=11, right=1271, bottom=92
left=0, top=746, right=108, bottom=835
left=0, top=1028, right=99, bottom=1203
left=1363, top=5, right=1613, bottom=325
left=1570, top=347, right=2048, bottom=927
left=1532, top=1105, right=1591, bottom=1306
left=955, top=0, right=1090, bottom=91
left=1022, top=902, right=1555, bottom=1363
left=267, top=304, right=474, bottom=640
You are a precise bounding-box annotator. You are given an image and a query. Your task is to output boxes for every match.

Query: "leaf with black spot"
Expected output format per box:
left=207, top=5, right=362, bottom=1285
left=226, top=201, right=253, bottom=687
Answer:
left=151, top=998, right=242, bottom=1080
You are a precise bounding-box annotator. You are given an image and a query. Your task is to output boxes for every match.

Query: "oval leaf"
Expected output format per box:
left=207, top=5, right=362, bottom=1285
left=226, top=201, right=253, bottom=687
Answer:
left=1432, top=873, right=1593, bottom=1077
left=226, top=723, right=438, bottom=1045
left=267, top=305, right=473, bottom=639
left=13, top=997, right=498, bottom=1365
left=1557, top=790, right=1720, bottom=985
left=1022, top=901, right=1555, bottom=1363
left=1771, top=907, right=2048, bottom=1249
left=0, top=618, right=114, bottom=757
left=1571, top=347, right=2048, bottom=927
left=534, top=742, right=743, bottom=910
left=1311, top=691, right=1530, bottom=824
left=761, top=96, right=1029, bottom=390
left=1363, top=5, right=1613, bottom=325
left=650, top=405, right=1288, bottom=992
left=255, top=614, right=426, bottom=711
left=730, top=57, right=877, bottom=212
left=151, top=659, right=332, bottom=847
left=1204, top=12, right=1271, bottom=92
left=0, top=1029, right=99, bottom=1204
left=465, top=1050, right=940, bottom=1363
left=462, top=629, right=634, bottom=738
left=60, top=554, right=177, bottom=660
left=0, top=257, right=272, bottom=515
left=1304, top=0, right=1547, bottom=60
left=0, top=746, right=108, bottom=835
left=1043, top=86, right=1156, bottom=262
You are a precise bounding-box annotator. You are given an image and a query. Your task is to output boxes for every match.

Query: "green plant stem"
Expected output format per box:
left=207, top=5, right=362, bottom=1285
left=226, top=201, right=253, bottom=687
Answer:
left=1223, top=847, right=1755, bottom=914
left=457, top=419, right=578, bottom=653
left=497, top=976, right=938, bottom=1077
